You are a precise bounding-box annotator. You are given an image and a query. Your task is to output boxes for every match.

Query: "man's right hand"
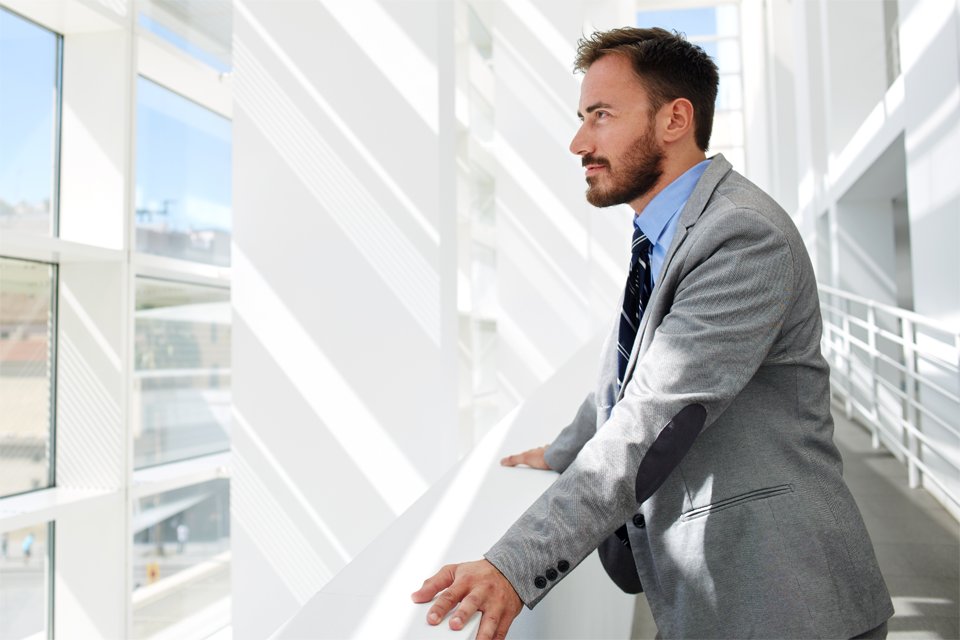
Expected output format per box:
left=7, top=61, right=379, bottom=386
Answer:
left=500, top=446, right=551, bottom=470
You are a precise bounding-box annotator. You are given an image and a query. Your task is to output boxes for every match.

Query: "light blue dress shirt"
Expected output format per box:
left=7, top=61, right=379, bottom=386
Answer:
left=634, top=159, right=711, bottom=285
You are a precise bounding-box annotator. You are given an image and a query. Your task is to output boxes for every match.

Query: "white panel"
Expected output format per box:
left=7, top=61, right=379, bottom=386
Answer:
left=58, top=29, right=130, bottom=250
left=230, top=1, right=458, bottom=636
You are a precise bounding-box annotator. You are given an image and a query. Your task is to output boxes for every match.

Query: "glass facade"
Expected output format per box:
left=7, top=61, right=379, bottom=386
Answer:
left=0, top=7, right=60, bottom=236
left=637, top=3, right=745, bottom=170
left=133, top=278, right=231, bottom=469
left=135, top=76, right=232, bottom=266
left=137, top=0, right=233, bottom=73
left=1, top=0, right=234, bottom=636
left=0, top=524, right=50, bottom=640
left=132, top=479, right=230, bottom=639
left=0, top=258, right=55, bottom=498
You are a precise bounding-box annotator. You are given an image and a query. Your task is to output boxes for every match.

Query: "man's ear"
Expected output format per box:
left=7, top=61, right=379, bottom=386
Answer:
left=661, top=98, right=695, bottom=144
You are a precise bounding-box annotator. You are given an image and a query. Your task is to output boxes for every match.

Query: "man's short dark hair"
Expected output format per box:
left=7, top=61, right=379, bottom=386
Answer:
left=574, top=27, right=719, bottom=151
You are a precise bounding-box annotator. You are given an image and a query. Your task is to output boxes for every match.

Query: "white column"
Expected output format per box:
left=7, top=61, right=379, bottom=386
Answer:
left=899, top=0, right=960, bottom=323
left=230, top=1, right=458, bottom=636
left=53, top=5, right=133, bottom=638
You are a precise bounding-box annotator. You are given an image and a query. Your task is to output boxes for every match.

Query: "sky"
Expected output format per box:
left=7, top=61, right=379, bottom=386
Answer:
left=0, top=7, right=57, bottom=209
left=0, top=5, right=232, bottom=235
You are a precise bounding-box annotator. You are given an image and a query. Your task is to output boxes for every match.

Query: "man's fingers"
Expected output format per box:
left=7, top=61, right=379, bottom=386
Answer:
left=411, top=564, right=456, bottom=603
left=475, top=607, right=503, bottom=640
left=449, top=593, right=483, bottom=631
left=500, top=447, right=548, bottom=469
left=499, top=453, right=518, bottom=466
left=427, top=585, right=466, bottom=625
left=492, top=617, right=512, bottom=640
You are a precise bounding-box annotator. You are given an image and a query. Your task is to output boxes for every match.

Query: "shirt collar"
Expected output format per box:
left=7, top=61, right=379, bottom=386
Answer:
left=633, top=159, right=711, bottom=245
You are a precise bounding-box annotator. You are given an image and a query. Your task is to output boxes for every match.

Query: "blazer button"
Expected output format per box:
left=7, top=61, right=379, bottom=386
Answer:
left=633, top=514, right=646, bottom=528
left=545, top=568, right=558, bottom=581
left=534, top=575, right=547, bottom=589
left=557, top=560, right=570, bottom=573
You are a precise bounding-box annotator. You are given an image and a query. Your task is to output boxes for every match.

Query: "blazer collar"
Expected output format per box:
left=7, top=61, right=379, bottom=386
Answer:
left=615, top=154, right=732, bottom=401
left=652, top=153, right=732, bottom=289
left=678, top=153, right=732, bottom=230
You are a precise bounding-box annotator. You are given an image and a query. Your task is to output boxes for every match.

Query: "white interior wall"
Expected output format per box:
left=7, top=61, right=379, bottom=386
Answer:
left=823, top=0, right=889, bottom=158
left=760, top=0, right=799, bottom=217
left=898, top=0, right=960, bottom=325
left=231, top=0, right=647, bottom=634
left=836, top=199, right=898, bottom=306
left=230, top=1, right=458, bottom=636
left=491, top=0, right=631, bottom=410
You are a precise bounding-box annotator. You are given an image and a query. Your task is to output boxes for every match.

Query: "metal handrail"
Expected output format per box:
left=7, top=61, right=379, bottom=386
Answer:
left=818, top=285, right=960, bottom=517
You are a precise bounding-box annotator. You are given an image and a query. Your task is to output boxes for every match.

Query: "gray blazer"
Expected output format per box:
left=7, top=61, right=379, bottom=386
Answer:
left=485, top=155, right=893, bottom=638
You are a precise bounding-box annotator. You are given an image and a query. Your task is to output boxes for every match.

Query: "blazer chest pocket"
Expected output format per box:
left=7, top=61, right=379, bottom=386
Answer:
left=680, top=484, right=794, bottom=522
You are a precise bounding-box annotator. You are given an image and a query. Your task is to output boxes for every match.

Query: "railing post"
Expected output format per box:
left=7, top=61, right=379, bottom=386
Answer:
left=842, top=297, right=853, bottom=420
left=867, top=304, right=880, bottom=448
left=902, top=317, right=920, bottom=488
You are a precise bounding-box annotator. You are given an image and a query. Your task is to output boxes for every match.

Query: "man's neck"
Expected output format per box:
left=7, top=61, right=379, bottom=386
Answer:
left=631, top=149, right=707, bottom=215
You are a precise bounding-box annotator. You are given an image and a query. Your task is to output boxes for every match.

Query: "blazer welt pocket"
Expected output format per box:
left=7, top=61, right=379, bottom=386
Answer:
left=680, top=484, right=794, bottom=522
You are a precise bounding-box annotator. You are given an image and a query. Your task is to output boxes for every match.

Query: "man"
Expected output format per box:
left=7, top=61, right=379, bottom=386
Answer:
left=413, top=27, right=893, bottom=639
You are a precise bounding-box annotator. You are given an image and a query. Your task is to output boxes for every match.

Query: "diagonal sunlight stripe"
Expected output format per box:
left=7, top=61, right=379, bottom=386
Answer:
left=494, top=133, right=624, bottom=287
left=501, top=0, right=576, bottom=70
left=352, top=405, right=521, bottom=639
left=836, top=226, right=896, bottom=296
left=57, top=335, right=122, bottom=489
left=316, top=0, right=438, bottom=134
left=233, top=40, right=440, bottom=343
left=94, top=0, right=126, bottom=17
left=61, top=284, right=122, bottom=372
left=233, top=247, right=429, bottom=513
left=497, top=197, right=590, bottom=307
left=233, top=0, right=440, bottom=247
left=233, top=451, right=334, bottom=603
left=233, top=409, right=350, bottom=562
left=496, top=312, right=554, bottom=383
left=493, top=29, right=577, bottom=130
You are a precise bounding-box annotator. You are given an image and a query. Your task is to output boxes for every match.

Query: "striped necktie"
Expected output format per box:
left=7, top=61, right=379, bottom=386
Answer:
left=617, top=226, right=653, bottom=389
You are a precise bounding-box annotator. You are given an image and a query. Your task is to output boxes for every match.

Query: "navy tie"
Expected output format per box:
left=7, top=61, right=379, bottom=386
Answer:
left=617, top=226, right=653, bottom=389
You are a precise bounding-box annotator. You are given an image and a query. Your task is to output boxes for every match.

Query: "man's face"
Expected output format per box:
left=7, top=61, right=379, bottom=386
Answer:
left=570, top=54, right=664, bottom=208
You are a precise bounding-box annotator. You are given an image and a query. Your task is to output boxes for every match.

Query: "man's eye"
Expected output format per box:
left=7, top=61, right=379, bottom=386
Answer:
left=596, top=111, right=608, bottom=119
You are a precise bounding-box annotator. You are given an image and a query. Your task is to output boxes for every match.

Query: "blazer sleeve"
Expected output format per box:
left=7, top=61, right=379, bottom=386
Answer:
left=543, top=393, right=597, bottom=472
left=484, top=208, right=797, bottom=607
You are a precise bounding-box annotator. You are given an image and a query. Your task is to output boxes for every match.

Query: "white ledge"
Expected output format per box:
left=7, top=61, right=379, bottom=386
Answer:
left=271, top=336, right=635, bottom=639
left=0, top=487, right=117, bottom=532
left=132, top=451, right=231, bottom=499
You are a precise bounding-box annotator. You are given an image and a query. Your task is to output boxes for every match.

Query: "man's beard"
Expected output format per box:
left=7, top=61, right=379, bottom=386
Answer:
left=583, top=127, right=663, bottom=208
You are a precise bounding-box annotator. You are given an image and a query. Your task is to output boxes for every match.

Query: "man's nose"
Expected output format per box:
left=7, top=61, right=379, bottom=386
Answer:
left=569, top=123, right=590, bottom=156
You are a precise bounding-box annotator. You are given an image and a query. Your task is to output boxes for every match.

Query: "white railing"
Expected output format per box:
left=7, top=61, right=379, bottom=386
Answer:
left=819, top=285, right=960, bottom=519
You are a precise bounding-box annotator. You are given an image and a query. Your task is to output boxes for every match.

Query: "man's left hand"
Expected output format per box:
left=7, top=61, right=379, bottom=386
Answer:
left=411, top=559, right=523, bottom=639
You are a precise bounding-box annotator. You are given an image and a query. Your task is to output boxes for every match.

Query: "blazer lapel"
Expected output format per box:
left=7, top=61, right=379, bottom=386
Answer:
left=616, top=154, right=733, bottom=401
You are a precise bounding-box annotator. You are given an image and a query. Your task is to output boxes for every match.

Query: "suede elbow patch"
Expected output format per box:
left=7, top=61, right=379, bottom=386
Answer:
left=635, top=404, right=707, bottom=504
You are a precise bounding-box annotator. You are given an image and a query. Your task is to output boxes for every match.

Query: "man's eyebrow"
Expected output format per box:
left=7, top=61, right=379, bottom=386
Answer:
left=577, top=102, right=613, bottom=119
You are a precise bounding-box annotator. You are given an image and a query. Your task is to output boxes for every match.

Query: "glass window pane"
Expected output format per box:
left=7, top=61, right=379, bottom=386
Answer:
left=0, top=524, right=51, bottom=640
left=134, top=278, right=230, bottom=468
left=716, top=4, right=740, bottom=37
left=132, top=479, right=230, bottom=639
left=717, top=75, right=743, bottom=111
left=137, top=0, right=232, bottom=72
left=715, top=39, right=741, bottom=74
left=0, top=258, right=54, bottom=498
left=711, top=110, right=744, bottom=149
left=712, top=146, right=745, bottom=172
left=636, top=7, right=717, bottom=38
left=695, top=39, right=719, bottom=62
left=135, top=76, right=232, bottom=267
left=0, top=7, right=60, bottom=236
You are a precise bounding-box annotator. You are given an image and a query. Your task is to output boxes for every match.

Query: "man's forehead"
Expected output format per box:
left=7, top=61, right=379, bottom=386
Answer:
left=578, top=54, right=648, bottom=110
